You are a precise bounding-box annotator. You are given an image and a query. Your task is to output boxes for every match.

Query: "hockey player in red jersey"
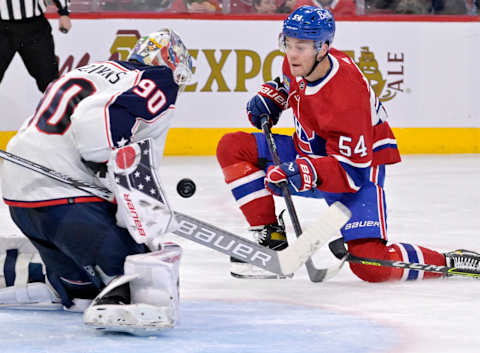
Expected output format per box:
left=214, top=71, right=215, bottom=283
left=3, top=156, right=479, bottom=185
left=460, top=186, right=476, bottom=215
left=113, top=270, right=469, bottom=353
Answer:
left=216, top=6, right=480, bottom=281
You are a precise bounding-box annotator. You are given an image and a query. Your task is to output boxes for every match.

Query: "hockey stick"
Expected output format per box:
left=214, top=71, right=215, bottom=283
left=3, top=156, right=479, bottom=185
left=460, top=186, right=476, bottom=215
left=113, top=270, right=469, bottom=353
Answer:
left=261, top=118, right=333, bottom=282
left=328, top=238, right=480, bottom=279
left=0, top=147, right=351, bottom=276
left=0, top=149, right=113, bottom=202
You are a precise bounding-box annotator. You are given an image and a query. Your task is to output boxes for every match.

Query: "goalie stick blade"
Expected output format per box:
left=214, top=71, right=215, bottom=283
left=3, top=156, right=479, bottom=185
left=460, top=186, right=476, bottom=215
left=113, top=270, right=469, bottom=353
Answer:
left=277, top=202, right=351, bottom=275
left=172, top=212, right=287, bottom=276
left=172, top=202, right=351, bottom=277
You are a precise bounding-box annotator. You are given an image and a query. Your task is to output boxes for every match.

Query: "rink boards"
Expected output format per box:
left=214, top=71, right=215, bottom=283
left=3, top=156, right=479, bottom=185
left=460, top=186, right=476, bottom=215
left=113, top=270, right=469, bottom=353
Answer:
left=0, top=16, right=478, bottom=154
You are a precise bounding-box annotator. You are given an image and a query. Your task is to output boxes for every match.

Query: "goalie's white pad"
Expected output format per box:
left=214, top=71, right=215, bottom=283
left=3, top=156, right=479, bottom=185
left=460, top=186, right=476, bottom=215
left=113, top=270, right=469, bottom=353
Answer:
left=0, top=236, right=62, bottom=310
left=0, top=282, right=62, bottom=310
left=83, top=243, right=182, bottom=335
left=107, top=138, right=177, bottom=244
left=0, top=236, right=44, bottom=288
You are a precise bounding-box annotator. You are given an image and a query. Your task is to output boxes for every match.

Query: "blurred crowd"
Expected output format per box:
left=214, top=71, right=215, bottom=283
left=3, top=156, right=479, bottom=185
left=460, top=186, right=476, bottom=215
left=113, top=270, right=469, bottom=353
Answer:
left=60, top=0, right=479, bottom=15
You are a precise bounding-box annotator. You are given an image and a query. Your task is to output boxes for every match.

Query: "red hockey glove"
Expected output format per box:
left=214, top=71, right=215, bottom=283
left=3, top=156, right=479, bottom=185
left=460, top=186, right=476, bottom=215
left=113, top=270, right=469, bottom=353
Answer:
left=265, top=157, right=317, bottom=196
left=247, top=77, right=288, bottom=129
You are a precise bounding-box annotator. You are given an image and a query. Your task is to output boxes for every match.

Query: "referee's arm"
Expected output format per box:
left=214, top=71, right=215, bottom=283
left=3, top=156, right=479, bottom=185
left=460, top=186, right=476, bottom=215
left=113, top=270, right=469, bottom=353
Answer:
left=52, top=0, right=72, bottom=33
left=0, top=0, right=70, bottom=21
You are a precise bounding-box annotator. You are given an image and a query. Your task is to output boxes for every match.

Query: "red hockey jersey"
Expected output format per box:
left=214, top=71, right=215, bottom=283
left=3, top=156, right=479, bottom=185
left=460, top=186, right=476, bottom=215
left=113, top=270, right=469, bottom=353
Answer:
left=282, top=48, right=401, bottom=194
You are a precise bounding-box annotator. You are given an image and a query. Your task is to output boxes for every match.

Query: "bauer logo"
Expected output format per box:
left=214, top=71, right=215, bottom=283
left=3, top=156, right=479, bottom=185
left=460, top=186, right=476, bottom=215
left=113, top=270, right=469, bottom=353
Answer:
left=344, top=220, right=380, bottom=230
left=344, top=47, right=405, bottom=102
left=175, top=219, right=273, bottom=267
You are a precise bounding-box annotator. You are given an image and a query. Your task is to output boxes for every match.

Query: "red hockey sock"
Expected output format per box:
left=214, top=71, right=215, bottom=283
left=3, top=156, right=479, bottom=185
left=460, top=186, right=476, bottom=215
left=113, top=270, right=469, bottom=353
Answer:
left=216, top=132, right=276, bottom=226
left=347, top=239, right=446, bottom=282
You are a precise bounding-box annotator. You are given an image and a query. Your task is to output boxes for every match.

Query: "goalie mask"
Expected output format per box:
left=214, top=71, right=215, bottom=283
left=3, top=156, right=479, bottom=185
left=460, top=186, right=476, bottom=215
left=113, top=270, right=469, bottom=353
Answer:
left=127, top=28, right=193, bottom=86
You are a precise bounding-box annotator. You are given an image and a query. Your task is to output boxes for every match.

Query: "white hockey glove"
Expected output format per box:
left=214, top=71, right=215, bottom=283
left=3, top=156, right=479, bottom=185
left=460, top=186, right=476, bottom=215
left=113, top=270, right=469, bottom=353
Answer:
left=107, top=138, right=177, bottom=244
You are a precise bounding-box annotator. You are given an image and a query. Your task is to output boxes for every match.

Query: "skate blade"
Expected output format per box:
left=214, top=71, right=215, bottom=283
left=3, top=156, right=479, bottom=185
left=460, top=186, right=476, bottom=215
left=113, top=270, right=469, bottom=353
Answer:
left=230, top=261, right=293, bottom=279
left=230, top=272, right=292, bottom=279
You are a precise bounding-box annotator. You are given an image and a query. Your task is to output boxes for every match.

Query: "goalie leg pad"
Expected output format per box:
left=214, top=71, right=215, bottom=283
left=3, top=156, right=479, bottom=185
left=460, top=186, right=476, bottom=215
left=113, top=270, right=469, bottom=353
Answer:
left=83, top=243, right=182, bottom=334
left=0, top=236, right=45, bottom=288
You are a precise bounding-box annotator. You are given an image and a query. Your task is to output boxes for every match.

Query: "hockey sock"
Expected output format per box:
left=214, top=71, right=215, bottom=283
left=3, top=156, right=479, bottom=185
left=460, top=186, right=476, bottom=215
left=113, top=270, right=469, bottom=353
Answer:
left=216, top=132, right=276, bottom=226
left=347, top=238, right=445, bottom=282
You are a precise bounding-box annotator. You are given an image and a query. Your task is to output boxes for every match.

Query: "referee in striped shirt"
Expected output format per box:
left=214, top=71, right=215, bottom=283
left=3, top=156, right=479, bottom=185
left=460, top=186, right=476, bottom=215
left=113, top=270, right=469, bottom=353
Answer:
left=0, top=0, right=71, bottom=92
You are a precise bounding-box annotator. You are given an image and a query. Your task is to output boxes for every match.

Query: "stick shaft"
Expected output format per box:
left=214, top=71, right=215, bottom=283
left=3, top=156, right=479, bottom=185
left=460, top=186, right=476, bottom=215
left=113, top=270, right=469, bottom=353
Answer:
left=261, top=118, right=328, bottom=282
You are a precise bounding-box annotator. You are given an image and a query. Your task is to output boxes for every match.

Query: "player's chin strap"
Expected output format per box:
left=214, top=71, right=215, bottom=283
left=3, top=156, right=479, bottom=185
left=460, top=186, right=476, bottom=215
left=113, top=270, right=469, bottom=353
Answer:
left=305, top=43, right=330, bottom=78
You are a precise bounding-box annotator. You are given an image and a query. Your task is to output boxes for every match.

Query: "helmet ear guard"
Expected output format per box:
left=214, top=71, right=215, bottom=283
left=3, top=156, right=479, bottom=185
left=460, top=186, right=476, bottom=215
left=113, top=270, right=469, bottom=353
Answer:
left=127, top=28, right=193, bottom=86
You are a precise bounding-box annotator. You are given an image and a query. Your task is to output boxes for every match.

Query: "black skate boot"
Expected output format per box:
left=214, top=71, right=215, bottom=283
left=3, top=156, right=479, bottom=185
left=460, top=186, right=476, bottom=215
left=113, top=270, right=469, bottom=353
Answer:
left=444, top=249, right=480, bottom=276
left=230, top=212, right=290, bottom=279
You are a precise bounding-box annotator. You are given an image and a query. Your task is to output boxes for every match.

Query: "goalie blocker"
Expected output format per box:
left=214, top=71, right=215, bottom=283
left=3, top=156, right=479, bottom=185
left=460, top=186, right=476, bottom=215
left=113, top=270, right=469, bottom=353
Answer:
left=108, top=138, right=177, bottom=244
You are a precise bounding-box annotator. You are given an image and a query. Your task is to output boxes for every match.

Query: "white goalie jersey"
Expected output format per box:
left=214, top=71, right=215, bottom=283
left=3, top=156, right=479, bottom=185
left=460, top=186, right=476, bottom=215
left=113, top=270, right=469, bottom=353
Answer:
left=1, top=60, right=179, bottom=206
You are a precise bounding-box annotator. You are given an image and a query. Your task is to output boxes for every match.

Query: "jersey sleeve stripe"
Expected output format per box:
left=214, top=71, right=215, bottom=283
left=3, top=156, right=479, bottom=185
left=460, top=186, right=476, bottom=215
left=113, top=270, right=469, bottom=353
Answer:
left=373, top=138, right=397, bottom=150
left=332, top=154, right=372, bottom=168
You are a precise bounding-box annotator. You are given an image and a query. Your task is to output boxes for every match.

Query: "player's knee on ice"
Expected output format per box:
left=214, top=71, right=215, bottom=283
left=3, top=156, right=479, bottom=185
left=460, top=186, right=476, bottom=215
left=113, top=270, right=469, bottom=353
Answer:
left=348, top=238, right=445, bottom=282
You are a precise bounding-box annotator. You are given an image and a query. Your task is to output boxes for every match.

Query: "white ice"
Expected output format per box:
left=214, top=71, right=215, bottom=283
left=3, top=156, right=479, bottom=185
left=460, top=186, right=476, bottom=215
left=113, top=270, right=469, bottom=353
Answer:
left=0, top=154, right=479, bottom=353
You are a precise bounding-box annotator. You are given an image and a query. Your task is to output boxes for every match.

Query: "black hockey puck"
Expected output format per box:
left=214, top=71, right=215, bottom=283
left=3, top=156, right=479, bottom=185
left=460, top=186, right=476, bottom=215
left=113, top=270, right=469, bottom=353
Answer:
left=177, top=178, right=196, bottom=198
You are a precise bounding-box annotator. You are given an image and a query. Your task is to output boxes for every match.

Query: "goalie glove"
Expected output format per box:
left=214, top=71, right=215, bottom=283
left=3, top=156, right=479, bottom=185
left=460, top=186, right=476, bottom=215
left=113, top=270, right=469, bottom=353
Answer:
left=265, top=157, right=318, bottom=196
left=107, top=138, right=177, bottom=244
left=246, top=77, right=288, bottom=129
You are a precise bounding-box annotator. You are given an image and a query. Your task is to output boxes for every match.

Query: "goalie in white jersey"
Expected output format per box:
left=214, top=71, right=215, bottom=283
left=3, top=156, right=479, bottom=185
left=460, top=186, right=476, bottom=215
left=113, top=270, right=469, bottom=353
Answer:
left=0, top=28, right=193, bottom=334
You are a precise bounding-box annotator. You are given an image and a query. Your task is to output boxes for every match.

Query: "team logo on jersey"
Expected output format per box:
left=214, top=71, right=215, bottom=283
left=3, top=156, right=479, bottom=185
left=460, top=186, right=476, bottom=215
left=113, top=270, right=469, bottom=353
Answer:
left=344, top=47, right=405, bottom=102
left=294, top=118, right=315, bottom=154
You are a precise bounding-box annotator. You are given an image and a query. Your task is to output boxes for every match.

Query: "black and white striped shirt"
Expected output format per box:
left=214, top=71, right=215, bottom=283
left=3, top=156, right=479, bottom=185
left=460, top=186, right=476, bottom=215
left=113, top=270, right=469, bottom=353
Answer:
left=0, top=0, right=70, bottom=20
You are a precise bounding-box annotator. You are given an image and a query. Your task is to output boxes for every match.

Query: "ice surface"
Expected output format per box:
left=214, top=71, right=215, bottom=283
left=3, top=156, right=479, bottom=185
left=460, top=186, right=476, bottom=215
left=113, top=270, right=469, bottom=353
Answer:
left=0, top=154, right=479, bottom=353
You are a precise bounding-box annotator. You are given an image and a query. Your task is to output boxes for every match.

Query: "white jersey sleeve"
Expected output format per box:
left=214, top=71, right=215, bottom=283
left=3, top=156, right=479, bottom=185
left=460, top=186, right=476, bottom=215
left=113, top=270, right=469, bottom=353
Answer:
left=1, top=61, right=179, bottom=205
